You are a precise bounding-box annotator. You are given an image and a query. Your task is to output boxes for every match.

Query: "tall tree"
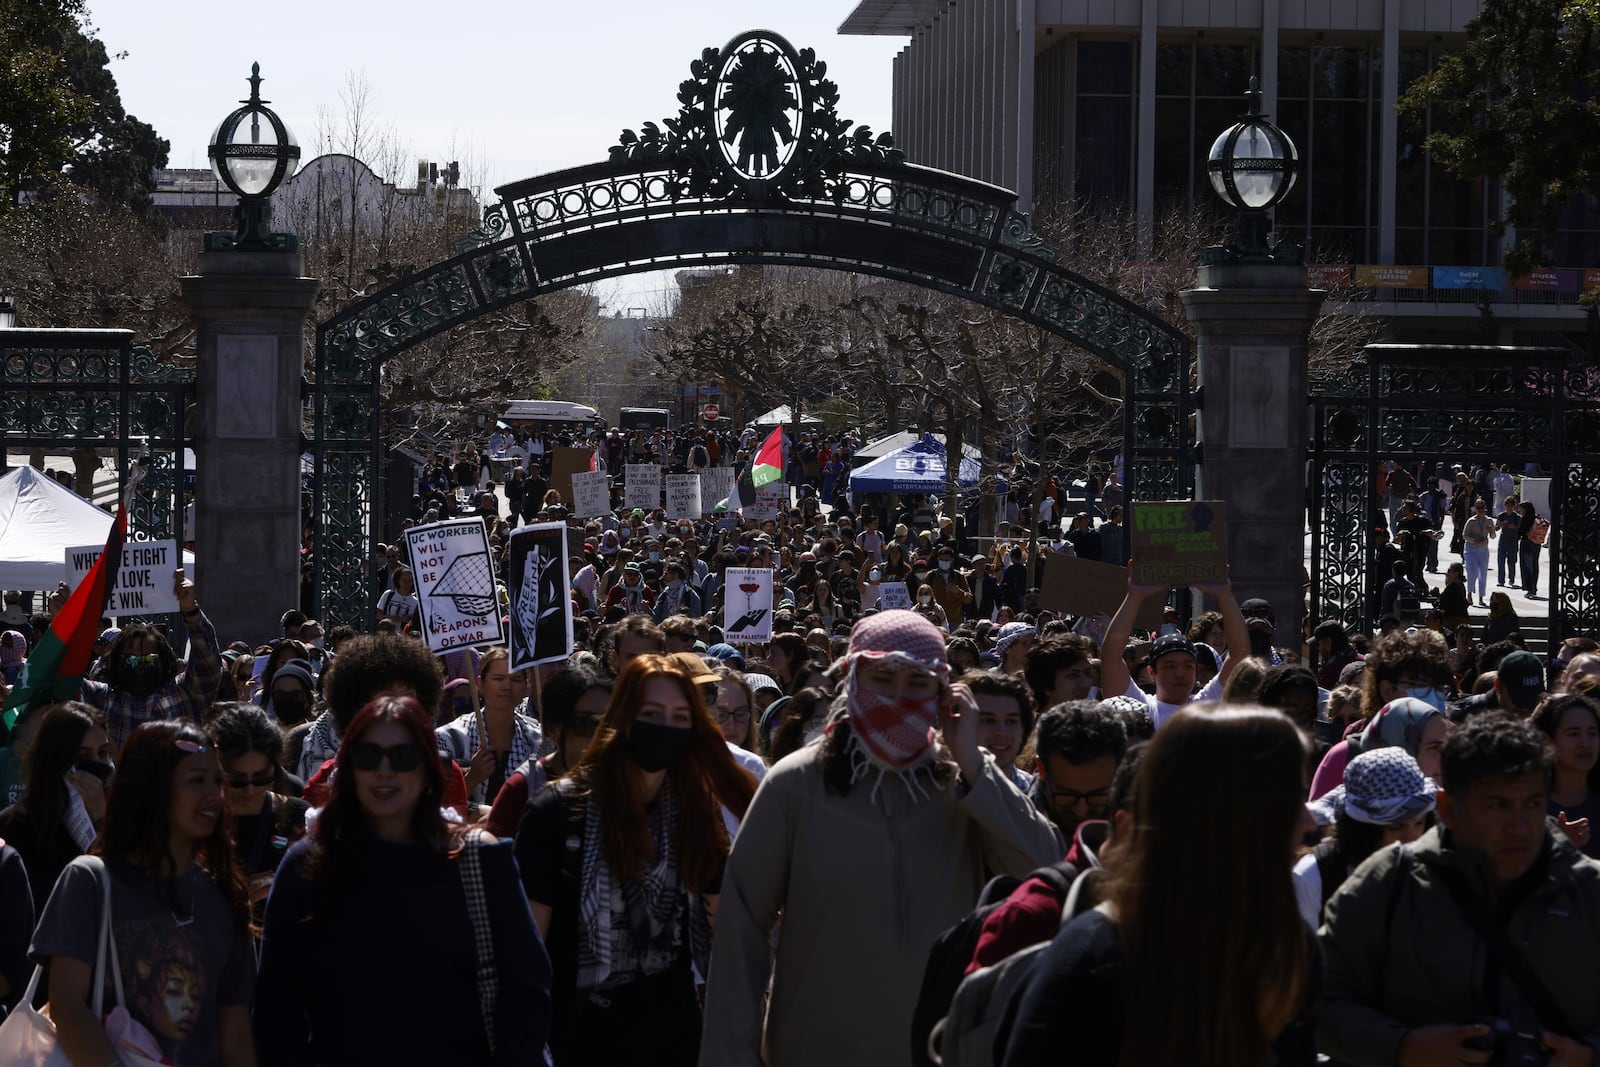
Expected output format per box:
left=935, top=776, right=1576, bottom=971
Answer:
left=1400, top=0, right=1600, bottom=274
left=0, top=0, right=169, bottom=212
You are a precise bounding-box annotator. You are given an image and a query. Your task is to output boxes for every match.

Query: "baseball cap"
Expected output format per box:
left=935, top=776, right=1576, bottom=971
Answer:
left=666, top=651, right=720, bottom=687
left=1240, top=597, right=1275, bottom=621
left=1496, top=650, right=1546, bottom=710
left=1146, top=633, right=1197, bottom=667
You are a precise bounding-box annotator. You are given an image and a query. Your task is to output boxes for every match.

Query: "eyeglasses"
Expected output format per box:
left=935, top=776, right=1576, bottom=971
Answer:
left=225, top=772, right=276, bottom=790
left=567, top=715, right=603, bottom=739
left=1050, top=786, right=1111, bottom=810
left=348, top=741, right=425, bottom=772
left=123, top=653, right=159, bottom=668
left=715, top=707, right=751, bottom=726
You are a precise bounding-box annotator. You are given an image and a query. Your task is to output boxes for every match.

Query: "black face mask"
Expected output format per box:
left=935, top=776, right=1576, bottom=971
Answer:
left=123, top=663, right=165, bottom=697
left=76, top=759, right=114, bottom=784
left=627, top=719, right=694, bottom=773
left=273, top=696, right=311, bottom=725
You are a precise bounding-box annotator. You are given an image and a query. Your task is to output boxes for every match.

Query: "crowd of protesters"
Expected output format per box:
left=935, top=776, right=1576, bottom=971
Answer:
left=0, top=426, right=1594, bottom=1067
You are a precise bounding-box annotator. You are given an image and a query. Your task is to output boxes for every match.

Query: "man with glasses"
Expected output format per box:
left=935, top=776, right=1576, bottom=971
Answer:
left=1027, top=700, right=1128, bottom=840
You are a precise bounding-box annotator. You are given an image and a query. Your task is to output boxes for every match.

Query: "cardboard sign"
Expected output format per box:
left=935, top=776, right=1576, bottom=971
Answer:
left=665, top=474, right=702, bottom=519
left=743, top=483, right=786, bottom=521
left=570, top=471, right=612, bottom=519
left=701, top=467, right=735, bottom=510
left=723, top=567, right=774, bottom=644
left=549, top=448, right=594, bottom=506
left=65, top=540, right=182, bottom=616
left=876, top=581, right=912, bottom=611
left=405, top=518, right=505, bottom=653
left=1039, top=553, right=1165, bottom=629
left=625, top=464, right=662, bottom=511
left=506, top=522, right=572, bottom=671
left=1129, top=501, right=1228, bottom=587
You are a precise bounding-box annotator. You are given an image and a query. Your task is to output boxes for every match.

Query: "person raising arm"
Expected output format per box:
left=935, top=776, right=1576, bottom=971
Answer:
left=1098, top=562, right=1249, bottom=729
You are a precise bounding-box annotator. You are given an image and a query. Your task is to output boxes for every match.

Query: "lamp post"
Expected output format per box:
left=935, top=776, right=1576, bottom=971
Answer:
left=204, top=63, right=301, bottom=253
left=1203, top=76, right=1301, bottom=265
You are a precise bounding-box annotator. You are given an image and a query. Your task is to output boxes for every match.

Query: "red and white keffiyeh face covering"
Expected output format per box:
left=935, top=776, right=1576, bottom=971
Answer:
left=838, top=611, right=951, bottom=799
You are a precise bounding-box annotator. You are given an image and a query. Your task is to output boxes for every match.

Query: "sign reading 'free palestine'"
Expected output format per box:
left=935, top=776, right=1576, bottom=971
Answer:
left=1129, top=501, right=1228, bottom=586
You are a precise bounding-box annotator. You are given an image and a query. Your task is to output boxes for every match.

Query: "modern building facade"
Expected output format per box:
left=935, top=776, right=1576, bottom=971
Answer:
left=842, top=0, right=1595, bottom=345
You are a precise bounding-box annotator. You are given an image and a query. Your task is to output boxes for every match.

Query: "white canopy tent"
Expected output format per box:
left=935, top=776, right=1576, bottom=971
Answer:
left=0, top=466, right=194, bottom=590
left=747, top=405, right=823, bottom=429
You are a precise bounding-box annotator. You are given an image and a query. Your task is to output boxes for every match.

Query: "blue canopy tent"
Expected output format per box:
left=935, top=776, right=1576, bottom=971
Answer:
left=848, top=434, right=981, bottom=495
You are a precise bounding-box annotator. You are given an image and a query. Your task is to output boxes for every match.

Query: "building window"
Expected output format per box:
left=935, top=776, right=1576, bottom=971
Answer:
left=1075, top=41, right=1135, bottom=206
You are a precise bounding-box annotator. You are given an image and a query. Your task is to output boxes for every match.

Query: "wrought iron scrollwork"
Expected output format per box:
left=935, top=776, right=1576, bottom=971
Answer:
left=312, top=30, right=1194, bottom=628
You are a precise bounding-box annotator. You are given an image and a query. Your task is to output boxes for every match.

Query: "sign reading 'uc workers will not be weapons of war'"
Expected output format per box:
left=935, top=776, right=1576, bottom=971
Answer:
left=1129, top=501, right=1228, bottom=586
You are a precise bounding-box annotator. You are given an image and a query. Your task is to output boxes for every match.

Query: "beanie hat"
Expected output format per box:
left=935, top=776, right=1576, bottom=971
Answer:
left=270, top=659, right=316, bottom=696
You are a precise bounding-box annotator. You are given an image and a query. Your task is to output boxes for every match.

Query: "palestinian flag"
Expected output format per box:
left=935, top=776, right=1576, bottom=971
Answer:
left=717, top=426, right=785, bottom=512
left=3, top=472, right=134, bottom=730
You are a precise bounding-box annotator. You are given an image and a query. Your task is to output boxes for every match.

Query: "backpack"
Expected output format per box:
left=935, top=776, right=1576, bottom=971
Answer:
left=909, top=862, right=1076, bottom=1067
left=928, top=870, right=1098, bottom=1067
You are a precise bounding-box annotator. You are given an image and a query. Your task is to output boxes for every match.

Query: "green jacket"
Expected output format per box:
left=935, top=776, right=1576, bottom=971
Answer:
left=1319, top=823, right=1600, bottom=1066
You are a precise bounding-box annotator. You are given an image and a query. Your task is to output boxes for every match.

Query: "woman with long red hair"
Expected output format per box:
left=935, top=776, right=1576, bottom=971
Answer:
left=515, top=653, right=758, bottom=1066
left=254, top=695, right=551, bottom=1065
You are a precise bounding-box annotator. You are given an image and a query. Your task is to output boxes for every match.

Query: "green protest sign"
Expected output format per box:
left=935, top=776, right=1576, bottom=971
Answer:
left=1130, top=501, right=1228, bottom=586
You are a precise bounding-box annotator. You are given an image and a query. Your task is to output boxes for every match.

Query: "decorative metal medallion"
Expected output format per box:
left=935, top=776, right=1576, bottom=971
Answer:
left=711, top=33, right=806, bottom=184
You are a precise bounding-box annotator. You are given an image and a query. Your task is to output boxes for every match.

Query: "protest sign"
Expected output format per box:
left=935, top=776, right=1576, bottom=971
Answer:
left=743, top=483, right=785, bottom=521
left=549, top=448, right=594, bottom=505
left=1129, top=501, right=1228, bottom=587
left=701, top=467, right=735, bottom=511
left=876, top=581, right=912, bottom=611
left=506, top=522, right=572, bottom=671
left=570, top=471, right=612, bottom=519
left=1038, top=553, right=1164, bottom=629
left=665, top=474, right=701, bottom=519
left=723, top=567, right=774, bottom=644
left=625, top=464, right=662, bottom=511
left=404, top=518, right=504, bottom=654
left=65, top=540, right=182, bottom=616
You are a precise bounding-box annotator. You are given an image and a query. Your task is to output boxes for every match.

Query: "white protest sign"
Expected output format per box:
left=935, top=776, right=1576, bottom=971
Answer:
left=65, top=540, right=182, bottom=616
left=701, top=467, right=735, bottom=510
left=665, top=474, right=701, bottom=519
left=722, top=567, right=774, bottom=644
left=570, top=471, right=612, bottom=519
left=876, top=581, right=912, bottom=611
left=743, top=483, right=786, bottom=521
left=404, top=518, right=505, bottom=653
left=624, top=464, right=662, bottom=511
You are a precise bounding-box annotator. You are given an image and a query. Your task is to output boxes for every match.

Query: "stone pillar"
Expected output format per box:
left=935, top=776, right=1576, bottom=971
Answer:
left=1181, top=263, right=1325, bottom=648
left=180, top=251, right=320, bottom=647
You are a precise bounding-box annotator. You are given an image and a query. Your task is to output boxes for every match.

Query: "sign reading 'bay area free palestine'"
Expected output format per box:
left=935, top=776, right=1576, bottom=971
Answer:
left=1129, top=501, right=1228, bottom=587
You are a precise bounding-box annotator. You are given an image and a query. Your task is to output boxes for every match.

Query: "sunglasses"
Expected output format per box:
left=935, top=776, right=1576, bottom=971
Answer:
left=348, top=741, right=426, bottom=772
left=174, top=739, right=209, bottom=755
left=226, top=772, right=276, bottom=789
left=123, top=653, right=160, bottom=668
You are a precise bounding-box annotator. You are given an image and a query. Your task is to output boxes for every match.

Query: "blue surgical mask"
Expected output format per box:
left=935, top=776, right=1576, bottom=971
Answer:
left=1400, top=685, right=1447, bottom=713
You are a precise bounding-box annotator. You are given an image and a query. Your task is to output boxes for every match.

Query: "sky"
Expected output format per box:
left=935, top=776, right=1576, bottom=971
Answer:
left=89, top=0, right=910, bottom=312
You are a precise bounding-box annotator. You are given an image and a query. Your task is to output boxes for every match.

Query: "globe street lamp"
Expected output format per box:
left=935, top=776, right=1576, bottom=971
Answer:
left=1203, top=76, right=1301, bottom=264
left=205, top=63, right=301, bottom=252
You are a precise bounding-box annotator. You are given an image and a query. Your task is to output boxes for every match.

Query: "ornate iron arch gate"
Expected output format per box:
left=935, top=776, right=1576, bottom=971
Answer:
left=1308, top=343, right=1600, bottom=648
left=0, top=329, right=191, bottom=545
left=308, top=30, right=1194, bottom=627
